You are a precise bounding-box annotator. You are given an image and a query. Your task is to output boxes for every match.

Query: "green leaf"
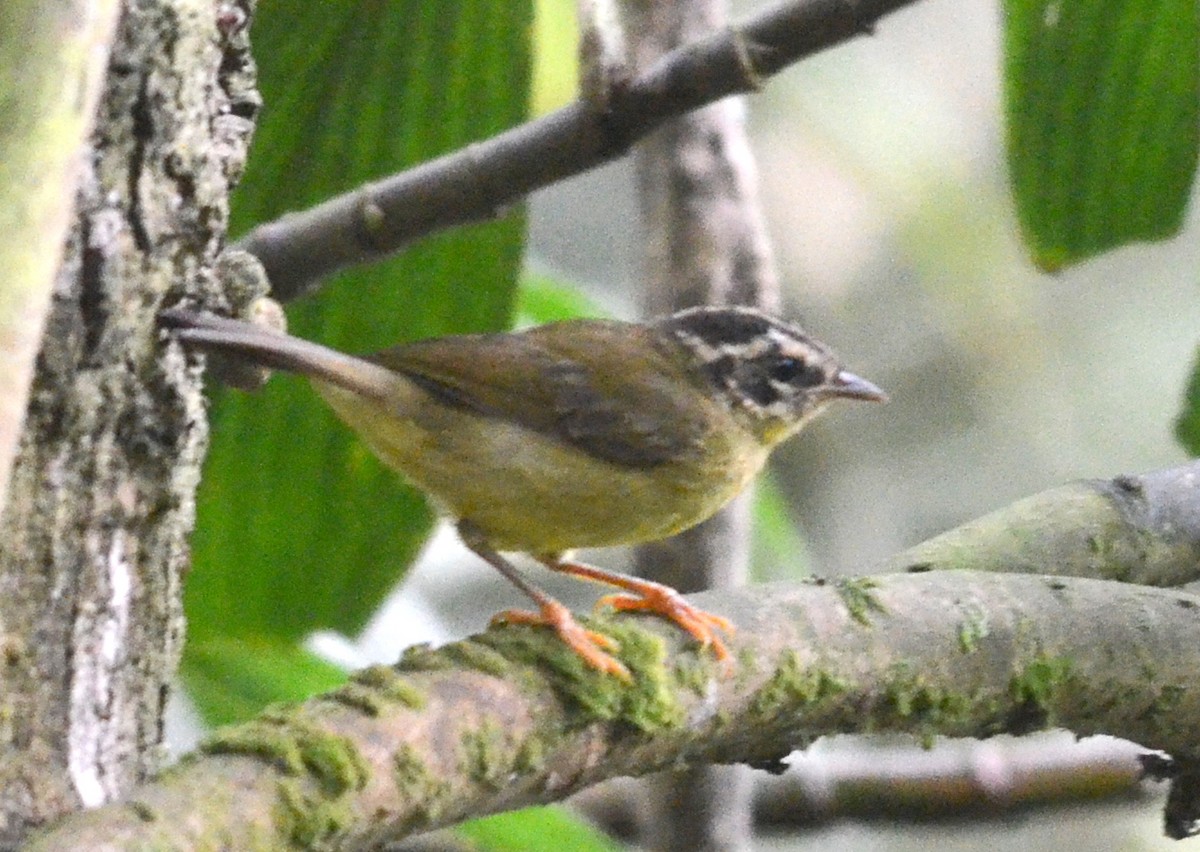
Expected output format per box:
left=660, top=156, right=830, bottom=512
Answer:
left=457, top=806, right=621, bottom=852
left=751, top=474, right=811, bottom=582
left=1002, top=0, right=1200, bottom=270
left=531, top=0, right=579, bottom=115
left=1176, top=345, right=1200, bottom=456
left=184, top=0, right=533, bottom=720
left=182, top=637, right=347, bottom=727
left=515, top=272, right=605, bottom=324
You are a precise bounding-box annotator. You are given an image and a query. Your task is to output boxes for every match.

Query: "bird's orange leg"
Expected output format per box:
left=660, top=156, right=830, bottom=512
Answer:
left=537, top=556, right=735, bottom=665
left=459, top=523, right=631, bottom=680
left=490, top=600, right=630, bottom=680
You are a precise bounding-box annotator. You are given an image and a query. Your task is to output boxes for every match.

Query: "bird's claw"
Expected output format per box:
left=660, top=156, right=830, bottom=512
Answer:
left=597, top=586, right=734, bottom=664
left=492, top=602, right=631, bottom=681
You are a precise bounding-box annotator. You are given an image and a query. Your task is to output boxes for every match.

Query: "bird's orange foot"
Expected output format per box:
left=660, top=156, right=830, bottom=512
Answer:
left=598, top=584, right=734, bottom=665
left=491, top=600, right=631, bottom=681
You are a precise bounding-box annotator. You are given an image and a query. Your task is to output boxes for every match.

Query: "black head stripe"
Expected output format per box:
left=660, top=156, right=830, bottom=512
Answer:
left=656, top=306, right=838, bottom=421
left=721, top=350, right=827, bottom=409
left=698, top=353, right=737, bottom=391
left=737, top=373, right=780, bottom=408
left=665, top=309, right=774, bottom=348
left=656, top=306, right=807, bottom=352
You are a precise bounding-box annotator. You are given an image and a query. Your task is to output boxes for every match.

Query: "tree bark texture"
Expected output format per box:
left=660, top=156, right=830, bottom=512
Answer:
left=0, top=0, right=257, bottom=844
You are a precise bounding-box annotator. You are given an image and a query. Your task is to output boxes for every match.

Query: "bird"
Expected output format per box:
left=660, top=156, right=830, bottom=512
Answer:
left=161, top=304, right=885, bottom=679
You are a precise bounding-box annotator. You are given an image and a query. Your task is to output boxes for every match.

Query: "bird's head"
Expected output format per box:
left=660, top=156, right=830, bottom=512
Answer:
left=655, top=306, right=886, bottom=446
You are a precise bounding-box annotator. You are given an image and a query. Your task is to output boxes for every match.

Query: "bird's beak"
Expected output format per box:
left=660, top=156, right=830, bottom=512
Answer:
left=827, top=370, right=888, bottom=403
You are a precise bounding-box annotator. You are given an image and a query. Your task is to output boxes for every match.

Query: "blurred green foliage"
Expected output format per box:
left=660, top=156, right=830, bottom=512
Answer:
left=1176, top=347, right=1200, bottom=456
left=181, top=637, right=348, bottom=727
left=751, top=475, right=812, bottom=582
left=515, top=271, right=606, bottom=324
left=531, top=0, right=579, bottom=115
left=1002, top=0, right=1199, bottom=270
left=457, top=806, right=621, bottom=852
left=185, top=0, right=533, bottom=718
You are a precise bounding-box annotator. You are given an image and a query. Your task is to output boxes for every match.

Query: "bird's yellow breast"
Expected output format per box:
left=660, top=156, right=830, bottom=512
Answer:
left=313, top=377, right=769, bottom=553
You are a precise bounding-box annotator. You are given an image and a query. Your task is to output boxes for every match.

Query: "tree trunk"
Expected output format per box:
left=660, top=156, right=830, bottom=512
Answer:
left=0, top=0, right=257, bottom=844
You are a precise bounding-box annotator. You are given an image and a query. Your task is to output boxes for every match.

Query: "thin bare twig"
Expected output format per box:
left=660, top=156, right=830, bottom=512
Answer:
left=573, top=735, right=1151, bottom=834
left=234, top=0, right=919, bottom=301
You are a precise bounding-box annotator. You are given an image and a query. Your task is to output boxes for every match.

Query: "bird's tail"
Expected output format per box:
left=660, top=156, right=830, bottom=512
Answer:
left=159, top=308, right=398, bottom=402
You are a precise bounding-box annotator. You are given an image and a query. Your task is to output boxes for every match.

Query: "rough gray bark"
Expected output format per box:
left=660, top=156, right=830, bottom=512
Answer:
left=0, top=0, right=257, bottom=844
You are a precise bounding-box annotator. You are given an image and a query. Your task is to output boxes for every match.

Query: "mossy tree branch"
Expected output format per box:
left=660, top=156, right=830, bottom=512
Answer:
left=886, top=464, right=1200, bottom=586
left=28, top=463, right=1200, bottom=849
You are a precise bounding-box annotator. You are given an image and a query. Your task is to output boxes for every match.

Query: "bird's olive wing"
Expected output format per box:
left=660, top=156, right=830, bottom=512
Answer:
left=368, top=320, right=710, bottom=468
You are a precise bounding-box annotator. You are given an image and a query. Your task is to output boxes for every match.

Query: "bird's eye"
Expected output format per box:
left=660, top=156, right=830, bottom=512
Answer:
left=769, top=357, right=806, bottom=383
